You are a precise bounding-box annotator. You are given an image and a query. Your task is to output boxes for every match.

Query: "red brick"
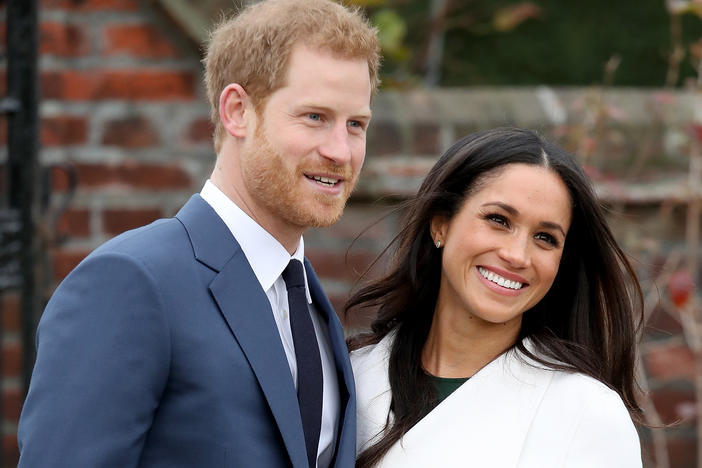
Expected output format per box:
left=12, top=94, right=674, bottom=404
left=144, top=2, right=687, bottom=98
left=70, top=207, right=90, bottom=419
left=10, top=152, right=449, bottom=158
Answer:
left=339, top=297, right=377, bottom=332
left=52, top=249, right=90, bottom=280
left=40, top=22, right=90, bottom=57
left=50, top=164, right=79, bottom=192
left=315, top=290, right=367, bottom=328
left=103, top=24, right=179, bottom=58
left=41, top=70, right=93, bottom=100
left=102, top=116, right=159, bottom=148
left=41, top=70, right=196, bottom=101
left=323, top=205, right=396, bottom=241
left=188, top=117, right=213, bottom=143
left=367, top=122, right=402, bottom=156
left=40, top=0, right=139, bottom=11
left=649, top=385, right=695, bottom=425
left=2, top=341, right=21, bottom=378
left=412, top=123, right=440, bottom=155
left=643, top=343, right=695, bottom=381
left=305, top=249, right=377, bottom=281
left=102, top=208, right=162, bottom=236
left=644, top=304, right=684, bottom=340
left=1, top=293, right=21, bottom=333
left=67, top=162, right=191, bottom=190
left=666, top=437, right=696, bottom=468
left=3, top=434, right=18, bottom=468
left=454, top=124, right=480, bottom=141
left=56, top=208, right=91, bottom=238
left=41, top=115, right=88, bottom=146
left=98, top=70, right=195, bottom=100
left=0, top=162, right=6, bottom=194
left=0, top=22, right=6, bottom=53
left=0, top=114, right=6, bottom=145
left=3, top=387, right=22, bottom=422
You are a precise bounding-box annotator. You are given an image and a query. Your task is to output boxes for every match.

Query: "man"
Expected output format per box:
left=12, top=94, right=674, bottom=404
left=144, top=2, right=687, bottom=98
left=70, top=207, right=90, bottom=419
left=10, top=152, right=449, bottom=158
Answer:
left=17, top=0, right=380, bottom=466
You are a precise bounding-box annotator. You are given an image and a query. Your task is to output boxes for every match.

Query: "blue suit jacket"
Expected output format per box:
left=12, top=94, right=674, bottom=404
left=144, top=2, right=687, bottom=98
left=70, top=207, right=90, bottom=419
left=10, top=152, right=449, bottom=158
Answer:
left=18, top=195, right=356, bottom=467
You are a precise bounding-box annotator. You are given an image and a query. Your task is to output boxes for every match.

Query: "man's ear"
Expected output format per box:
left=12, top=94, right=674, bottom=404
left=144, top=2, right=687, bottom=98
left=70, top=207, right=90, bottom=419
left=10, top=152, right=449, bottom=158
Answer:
left=219, top=83, right=252, bottom=138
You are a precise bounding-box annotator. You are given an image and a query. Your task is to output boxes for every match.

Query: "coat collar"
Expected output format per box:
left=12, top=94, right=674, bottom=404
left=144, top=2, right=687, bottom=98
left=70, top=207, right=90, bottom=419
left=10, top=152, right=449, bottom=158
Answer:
left=352, top=331, right=554, bottom=467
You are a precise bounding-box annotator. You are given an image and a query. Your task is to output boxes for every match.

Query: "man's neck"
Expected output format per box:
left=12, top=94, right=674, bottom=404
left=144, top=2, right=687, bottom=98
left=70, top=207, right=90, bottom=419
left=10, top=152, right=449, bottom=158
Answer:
left=208, top=173, right=303, bottom=255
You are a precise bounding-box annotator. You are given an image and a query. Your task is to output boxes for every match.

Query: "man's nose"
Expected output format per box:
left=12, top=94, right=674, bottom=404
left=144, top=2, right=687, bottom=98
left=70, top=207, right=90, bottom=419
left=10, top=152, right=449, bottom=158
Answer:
left=318, top=124, right=352, bottom=165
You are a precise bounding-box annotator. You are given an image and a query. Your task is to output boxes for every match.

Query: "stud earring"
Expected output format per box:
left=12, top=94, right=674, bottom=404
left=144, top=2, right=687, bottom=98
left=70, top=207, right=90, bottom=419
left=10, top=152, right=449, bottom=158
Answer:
left=435, top=240, right=441, bottom=248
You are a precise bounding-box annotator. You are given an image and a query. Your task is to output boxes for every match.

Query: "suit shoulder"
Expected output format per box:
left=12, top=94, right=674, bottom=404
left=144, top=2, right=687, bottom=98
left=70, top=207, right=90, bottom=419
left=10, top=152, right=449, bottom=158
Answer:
left=53, top=217, right=193, bottom=290
left=98, top=216, right=186, bottom=252
left=90, top=217, right=191, bottom=264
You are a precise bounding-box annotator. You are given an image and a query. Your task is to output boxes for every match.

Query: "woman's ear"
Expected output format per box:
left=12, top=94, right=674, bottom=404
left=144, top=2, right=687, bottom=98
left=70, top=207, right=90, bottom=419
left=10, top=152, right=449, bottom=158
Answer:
left=219, top=83, right=252, bottom=138
left=430, top=215, right=448, bottom=246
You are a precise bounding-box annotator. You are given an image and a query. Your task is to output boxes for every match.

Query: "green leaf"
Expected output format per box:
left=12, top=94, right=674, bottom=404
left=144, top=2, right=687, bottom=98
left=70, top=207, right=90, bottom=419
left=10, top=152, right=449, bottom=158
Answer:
left=492, top=2, right=541, bottom=32
left=372, top=8, right=409, bottom=59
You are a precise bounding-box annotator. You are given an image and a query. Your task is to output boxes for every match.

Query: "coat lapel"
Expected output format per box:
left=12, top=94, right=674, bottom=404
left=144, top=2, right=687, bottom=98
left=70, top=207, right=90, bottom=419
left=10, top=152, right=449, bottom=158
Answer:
left=354, top=333, right=554, bottom=467
left=176, top=195, right=308, bottom=468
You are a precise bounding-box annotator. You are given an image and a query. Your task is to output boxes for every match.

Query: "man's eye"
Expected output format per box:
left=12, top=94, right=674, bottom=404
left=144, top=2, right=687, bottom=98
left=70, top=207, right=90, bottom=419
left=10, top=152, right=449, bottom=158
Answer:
left=307, top=113, right=321, bottom=121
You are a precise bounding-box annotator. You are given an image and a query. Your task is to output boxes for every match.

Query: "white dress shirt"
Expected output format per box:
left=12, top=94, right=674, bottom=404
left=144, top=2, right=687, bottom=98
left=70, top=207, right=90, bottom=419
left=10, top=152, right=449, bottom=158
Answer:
left=201, top=180, right=340, bottom=468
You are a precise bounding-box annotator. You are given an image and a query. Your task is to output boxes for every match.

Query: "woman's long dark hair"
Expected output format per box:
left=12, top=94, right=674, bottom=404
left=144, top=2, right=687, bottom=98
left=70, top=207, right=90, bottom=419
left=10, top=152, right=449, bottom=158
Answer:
left=346, top=128, right=644, bottom=467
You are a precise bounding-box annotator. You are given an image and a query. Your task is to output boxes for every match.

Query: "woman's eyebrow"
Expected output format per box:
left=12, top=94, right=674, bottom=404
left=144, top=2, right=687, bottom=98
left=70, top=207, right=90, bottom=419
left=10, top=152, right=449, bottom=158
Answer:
left=482, top=202, right=566, bottom=236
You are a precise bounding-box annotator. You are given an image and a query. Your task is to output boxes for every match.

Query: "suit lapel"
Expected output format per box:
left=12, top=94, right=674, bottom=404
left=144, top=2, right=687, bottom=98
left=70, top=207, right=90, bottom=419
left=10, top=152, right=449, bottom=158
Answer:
left=176, top=196, right=308, bottom=468
left=304, top=260, right=356, bottom=467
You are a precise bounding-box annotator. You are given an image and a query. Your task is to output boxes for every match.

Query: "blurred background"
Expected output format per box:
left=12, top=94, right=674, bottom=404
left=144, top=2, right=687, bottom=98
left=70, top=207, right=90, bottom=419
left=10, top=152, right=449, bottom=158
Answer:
left=0, top=0, right=700, bottom=466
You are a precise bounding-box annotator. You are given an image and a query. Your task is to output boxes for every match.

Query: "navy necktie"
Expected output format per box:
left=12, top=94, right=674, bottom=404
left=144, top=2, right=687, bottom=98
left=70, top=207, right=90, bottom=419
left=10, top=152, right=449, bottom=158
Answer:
left=282, top=260, right=323, bottom=468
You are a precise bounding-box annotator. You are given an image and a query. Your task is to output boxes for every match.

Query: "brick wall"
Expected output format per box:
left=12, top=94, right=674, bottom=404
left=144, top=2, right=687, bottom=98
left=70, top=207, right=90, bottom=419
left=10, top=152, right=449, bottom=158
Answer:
left=1, top=0, right=208, bottom=464
left=1, top=1, right=700, bottom=467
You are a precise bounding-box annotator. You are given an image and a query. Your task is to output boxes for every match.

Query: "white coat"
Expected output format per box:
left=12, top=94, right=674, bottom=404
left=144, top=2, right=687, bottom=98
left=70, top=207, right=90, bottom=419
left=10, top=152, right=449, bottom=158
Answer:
left=351, top=331, right=642, bottom=468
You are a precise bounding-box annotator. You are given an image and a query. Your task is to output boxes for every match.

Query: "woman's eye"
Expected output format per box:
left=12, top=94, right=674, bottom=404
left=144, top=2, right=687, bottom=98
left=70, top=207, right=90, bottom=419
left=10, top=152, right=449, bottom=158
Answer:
left=535, top=232, right=558, bottom=247
left=486, top=214, right=509, bottom=227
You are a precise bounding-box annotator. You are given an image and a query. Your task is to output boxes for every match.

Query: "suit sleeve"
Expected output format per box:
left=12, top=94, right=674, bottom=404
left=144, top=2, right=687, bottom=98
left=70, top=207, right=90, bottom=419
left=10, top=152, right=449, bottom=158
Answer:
left=563, top=385, right=642, bottom=468
left=18, top=251, right=171, bottom=467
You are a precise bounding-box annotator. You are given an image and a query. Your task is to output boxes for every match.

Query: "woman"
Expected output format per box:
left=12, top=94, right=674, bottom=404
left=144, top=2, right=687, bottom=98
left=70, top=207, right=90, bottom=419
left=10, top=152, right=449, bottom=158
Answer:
left=348, top=128, right=643, bottom=467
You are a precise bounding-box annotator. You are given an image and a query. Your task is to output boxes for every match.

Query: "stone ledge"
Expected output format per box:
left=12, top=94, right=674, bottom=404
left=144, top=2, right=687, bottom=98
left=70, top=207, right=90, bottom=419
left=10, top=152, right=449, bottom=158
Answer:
left=355, top=155, right=697, bottom=204
left=371, top=87, right=696, bottom=126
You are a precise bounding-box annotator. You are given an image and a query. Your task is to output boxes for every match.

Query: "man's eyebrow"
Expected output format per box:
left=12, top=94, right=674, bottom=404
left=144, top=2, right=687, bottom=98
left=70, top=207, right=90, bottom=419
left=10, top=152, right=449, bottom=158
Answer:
left=482, top=202, right=567, bottom=237
left=297, top=104, right=372, bottom=119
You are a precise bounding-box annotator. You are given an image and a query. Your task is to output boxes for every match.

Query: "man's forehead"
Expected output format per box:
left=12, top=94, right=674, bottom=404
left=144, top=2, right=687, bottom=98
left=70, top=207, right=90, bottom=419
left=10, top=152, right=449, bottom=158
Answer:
left=286, top=43, right=369, bottom=75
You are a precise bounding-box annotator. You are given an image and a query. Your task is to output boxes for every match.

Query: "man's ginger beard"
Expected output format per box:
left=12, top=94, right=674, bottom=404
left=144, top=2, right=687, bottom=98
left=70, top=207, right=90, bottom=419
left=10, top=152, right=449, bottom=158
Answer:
left=239, top=122, right=358, bottom=229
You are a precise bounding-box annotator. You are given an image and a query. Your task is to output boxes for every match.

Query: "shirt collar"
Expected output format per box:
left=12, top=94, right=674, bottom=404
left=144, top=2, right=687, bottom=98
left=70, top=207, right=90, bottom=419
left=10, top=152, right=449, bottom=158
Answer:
left=200, top=180, right=311, bottom=302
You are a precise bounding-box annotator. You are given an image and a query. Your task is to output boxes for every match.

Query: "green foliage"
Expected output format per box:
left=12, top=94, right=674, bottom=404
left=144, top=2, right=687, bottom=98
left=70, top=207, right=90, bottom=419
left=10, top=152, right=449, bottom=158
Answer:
left=361, top=0, right=702, bottom=87
left=372, top=9, right=409, bottom=62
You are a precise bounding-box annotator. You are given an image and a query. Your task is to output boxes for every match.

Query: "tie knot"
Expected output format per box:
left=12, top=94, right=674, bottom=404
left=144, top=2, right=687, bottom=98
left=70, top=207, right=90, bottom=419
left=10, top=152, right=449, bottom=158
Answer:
left=282, top=259, right=306, bottom=290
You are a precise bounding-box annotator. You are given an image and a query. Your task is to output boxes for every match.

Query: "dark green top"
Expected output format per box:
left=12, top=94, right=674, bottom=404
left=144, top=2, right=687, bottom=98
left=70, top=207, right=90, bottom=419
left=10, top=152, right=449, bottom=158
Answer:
left=429, top=375, right=470, bottom=403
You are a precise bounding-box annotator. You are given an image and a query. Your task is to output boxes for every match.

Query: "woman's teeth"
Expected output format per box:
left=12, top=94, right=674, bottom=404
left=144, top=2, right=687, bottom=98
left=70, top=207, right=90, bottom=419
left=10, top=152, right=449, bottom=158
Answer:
left=478, top=266, right=523, bottom=290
